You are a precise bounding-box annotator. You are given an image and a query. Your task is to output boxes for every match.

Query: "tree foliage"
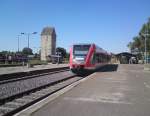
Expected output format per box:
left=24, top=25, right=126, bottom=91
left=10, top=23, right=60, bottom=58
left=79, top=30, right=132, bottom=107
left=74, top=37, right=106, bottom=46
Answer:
left=0, top=51, right=16, bottom=56
left=22, top=47, right=33, bottom=55
left=127, top=18, right=150, bottom=59
left=56, top=47, right=67, bottom=58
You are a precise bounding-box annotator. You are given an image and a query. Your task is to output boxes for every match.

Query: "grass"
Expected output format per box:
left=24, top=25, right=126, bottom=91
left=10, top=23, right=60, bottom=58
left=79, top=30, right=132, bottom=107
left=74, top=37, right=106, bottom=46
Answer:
left=0, top=63, right=24, bottom=67
left=28, top=59, right=48, bottom=65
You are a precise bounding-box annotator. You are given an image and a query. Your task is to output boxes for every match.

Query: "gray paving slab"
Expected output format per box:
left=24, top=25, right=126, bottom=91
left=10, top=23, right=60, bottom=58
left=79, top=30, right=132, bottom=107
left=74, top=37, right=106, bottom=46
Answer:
left=0, top=63, right=69, bottom=75
left=28, top=64, right=150, bottom=116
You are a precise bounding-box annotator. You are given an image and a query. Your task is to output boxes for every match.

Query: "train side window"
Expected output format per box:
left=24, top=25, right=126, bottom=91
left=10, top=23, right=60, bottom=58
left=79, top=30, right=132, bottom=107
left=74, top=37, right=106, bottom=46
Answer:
left=91, top=52, right=96, bottom=64
left=101, top=54, right=105, bottom=63
left=99, top=53, right=102, bottom=63
left=102, top=54, right=105, bottom=62
left=104, top=54, right=106, bottom=62
left=94, top=54, right=96, bottom=63
left=98, top=54, right=100, bottom=63
left=95, top=53, right=99, bottom=63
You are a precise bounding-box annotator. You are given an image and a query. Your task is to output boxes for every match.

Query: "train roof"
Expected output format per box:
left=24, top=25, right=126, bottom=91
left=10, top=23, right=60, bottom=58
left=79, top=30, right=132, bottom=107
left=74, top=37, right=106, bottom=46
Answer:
left=72, top=43, right=110, bottom=55
left=95, top=45, right=109, bottom=55
left=72, top=43, right=92, bottom=46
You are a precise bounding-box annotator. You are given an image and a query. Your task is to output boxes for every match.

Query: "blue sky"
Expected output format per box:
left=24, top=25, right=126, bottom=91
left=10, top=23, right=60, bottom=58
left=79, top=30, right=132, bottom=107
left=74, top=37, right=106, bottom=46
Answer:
left=0, top=0, right=150, bottom=53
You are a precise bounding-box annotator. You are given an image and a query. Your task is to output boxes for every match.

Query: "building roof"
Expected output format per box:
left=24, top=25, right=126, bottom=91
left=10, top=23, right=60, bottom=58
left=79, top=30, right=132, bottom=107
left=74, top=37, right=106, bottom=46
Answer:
left=41, top=27, right=56, bottom=35
left=116, top=52, right=137, bottom=57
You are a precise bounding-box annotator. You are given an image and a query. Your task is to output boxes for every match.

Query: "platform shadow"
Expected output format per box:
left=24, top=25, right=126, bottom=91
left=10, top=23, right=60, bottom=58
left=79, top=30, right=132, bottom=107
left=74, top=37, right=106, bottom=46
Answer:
left=74, top=64, right=118, bottom=77
left=95, top=64, right=118, bottom=72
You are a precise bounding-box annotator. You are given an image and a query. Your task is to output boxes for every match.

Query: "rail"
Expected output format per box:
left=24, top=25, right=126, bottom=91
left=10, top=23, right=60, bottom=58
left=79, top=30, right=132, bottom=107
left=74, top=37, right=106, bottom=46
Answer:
left=0, top=70, right=83, bottom=116
left=0, top=67, right=69, bottom=81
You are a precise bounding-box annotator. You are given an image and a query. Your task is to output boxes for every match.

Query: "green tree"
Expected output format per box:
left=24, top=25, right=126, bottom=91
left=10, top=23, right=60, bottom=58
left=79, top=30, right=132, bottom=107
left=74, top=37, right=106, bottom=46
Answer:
left=0, top=51, right=9, bottom=55
left=56, top=47, right=67, bottom=58
left=22, top=47, right=33, bottom=55
left=139, top=18, right=150, bottom=52
left=127, top=42, right=133, bottom=51
left=127, top=17, right=150, bottom=59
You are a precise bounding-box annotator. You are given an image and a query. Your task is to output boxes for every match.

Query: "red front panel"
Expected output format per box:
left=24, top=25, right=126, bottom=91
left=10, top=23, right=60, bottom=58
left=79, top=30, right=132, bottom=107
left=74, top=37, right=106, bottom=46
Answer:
left=69, top=44, right=97, bottom=70
left=69, top=46, right=73, bottom=68
left=84, top=44, right=95, bottom=68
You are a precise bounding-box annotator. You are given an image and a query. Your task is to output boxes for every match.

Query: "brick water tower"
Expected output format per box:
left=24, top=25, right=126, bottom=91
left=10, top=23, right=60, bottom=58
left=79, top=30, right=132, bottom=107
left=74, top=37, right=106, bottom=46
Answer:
left=41, top=27, right=56, bottom=61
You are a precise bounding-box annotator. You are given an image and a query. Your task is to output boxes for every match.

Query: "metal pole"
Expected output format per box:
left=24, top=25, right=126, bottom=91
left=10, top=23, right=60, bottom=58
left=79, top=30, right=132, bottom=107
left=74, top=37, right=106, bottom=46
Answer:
left=145, top=35, right=147, bottom=64
left=17, top=35, right=20, bottom=52
left=28, top=33, right=30, bottom=48
left=21, top=32, right=37, bottom=49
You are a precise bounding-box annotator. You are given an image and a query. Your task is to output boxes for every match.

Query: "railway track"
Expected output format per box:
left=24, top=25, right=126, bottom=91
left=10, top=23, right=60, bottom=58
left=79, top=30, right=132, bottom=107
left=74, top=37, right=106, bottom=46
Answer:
left=0, top=67, right=69, bottom=81
left=0, top=68, right=69, bottom=85
left=0, top=69, right=84, bottom=116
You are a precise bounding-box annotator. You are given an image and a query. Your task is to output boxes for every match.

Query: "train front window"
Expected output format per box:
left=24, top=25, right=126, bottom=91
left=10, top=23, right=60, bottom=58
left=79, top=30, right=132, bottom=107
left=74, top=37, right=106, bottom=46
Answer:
left=73, top=45, right=90, bottom=59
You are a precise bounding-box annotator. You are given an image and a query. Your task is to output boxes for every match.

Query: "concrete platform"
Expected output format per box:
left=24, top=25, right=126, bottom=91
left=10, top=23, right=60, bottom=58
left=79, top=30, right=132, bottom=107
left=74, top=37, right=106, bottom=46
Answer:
left=0, top=63, right=69, bottom=75
left=16, top=64, right=150, bottom=116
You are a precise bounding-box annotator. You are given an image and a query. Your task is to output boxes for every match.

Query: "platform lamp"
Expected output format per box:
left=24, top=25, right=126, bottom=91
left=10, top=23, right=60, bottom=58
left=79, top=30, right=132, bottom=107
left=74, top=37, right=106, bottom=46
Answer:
left=140, top=30, right=149, bottom=64
left=21, top=32, right=37, bottom=48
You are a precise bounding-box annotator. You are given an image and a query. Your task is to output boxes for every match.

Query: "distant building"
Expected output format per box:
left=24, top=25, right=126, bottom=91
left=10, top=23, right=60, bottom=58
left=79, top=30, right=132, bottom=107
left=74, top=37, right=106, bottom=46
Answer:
left=41, top=27, right=56, bottom=61
left=115, top=52, right=138, bottom=64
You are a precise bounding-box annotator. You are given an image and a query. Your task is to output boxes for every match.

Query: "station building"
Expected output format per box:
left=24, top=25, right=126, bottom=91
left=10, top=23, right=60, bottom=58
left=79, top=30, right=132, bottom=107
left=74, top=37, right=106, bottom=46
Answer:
left=115, top=52, right=138, bottom=64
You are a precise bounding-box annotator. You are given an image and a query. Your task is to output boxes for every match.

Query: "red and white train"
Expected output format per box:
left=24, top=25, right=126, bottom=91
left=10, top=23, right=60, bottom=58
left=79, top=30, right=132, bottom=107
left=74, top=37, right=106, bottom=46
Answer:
left=69, top=43, right=111, bottom=73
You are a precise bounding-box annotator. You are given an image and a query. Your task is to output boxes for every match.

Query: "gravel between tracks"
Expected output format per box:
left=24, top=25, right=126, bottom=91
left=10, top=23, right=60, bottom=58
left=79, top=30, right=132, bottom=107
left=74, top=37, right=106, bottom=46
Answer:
left=0, top=71, right=74, bottom=100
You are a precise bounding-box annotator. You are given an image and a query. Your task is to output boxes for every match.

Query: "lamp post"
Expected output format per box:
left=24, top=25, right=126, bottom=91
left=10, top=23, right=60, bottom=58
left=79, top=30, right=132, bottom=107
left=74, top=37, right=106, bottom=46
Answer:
left=141, top=30, right=149, bottom=64
left=20, top=32, right=37, bottom=68
left=21, top=32, right=37, bottom=48
left=17, top=35, right=21, bottom=52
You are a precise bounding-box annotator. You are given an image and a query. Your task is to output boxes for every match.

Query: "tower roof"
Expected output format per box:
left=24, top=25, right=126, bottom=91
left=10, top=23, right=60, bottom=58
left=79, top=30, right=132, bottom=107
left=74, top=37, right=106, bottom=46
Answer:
left=41, top=27, right=56, bottom=35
